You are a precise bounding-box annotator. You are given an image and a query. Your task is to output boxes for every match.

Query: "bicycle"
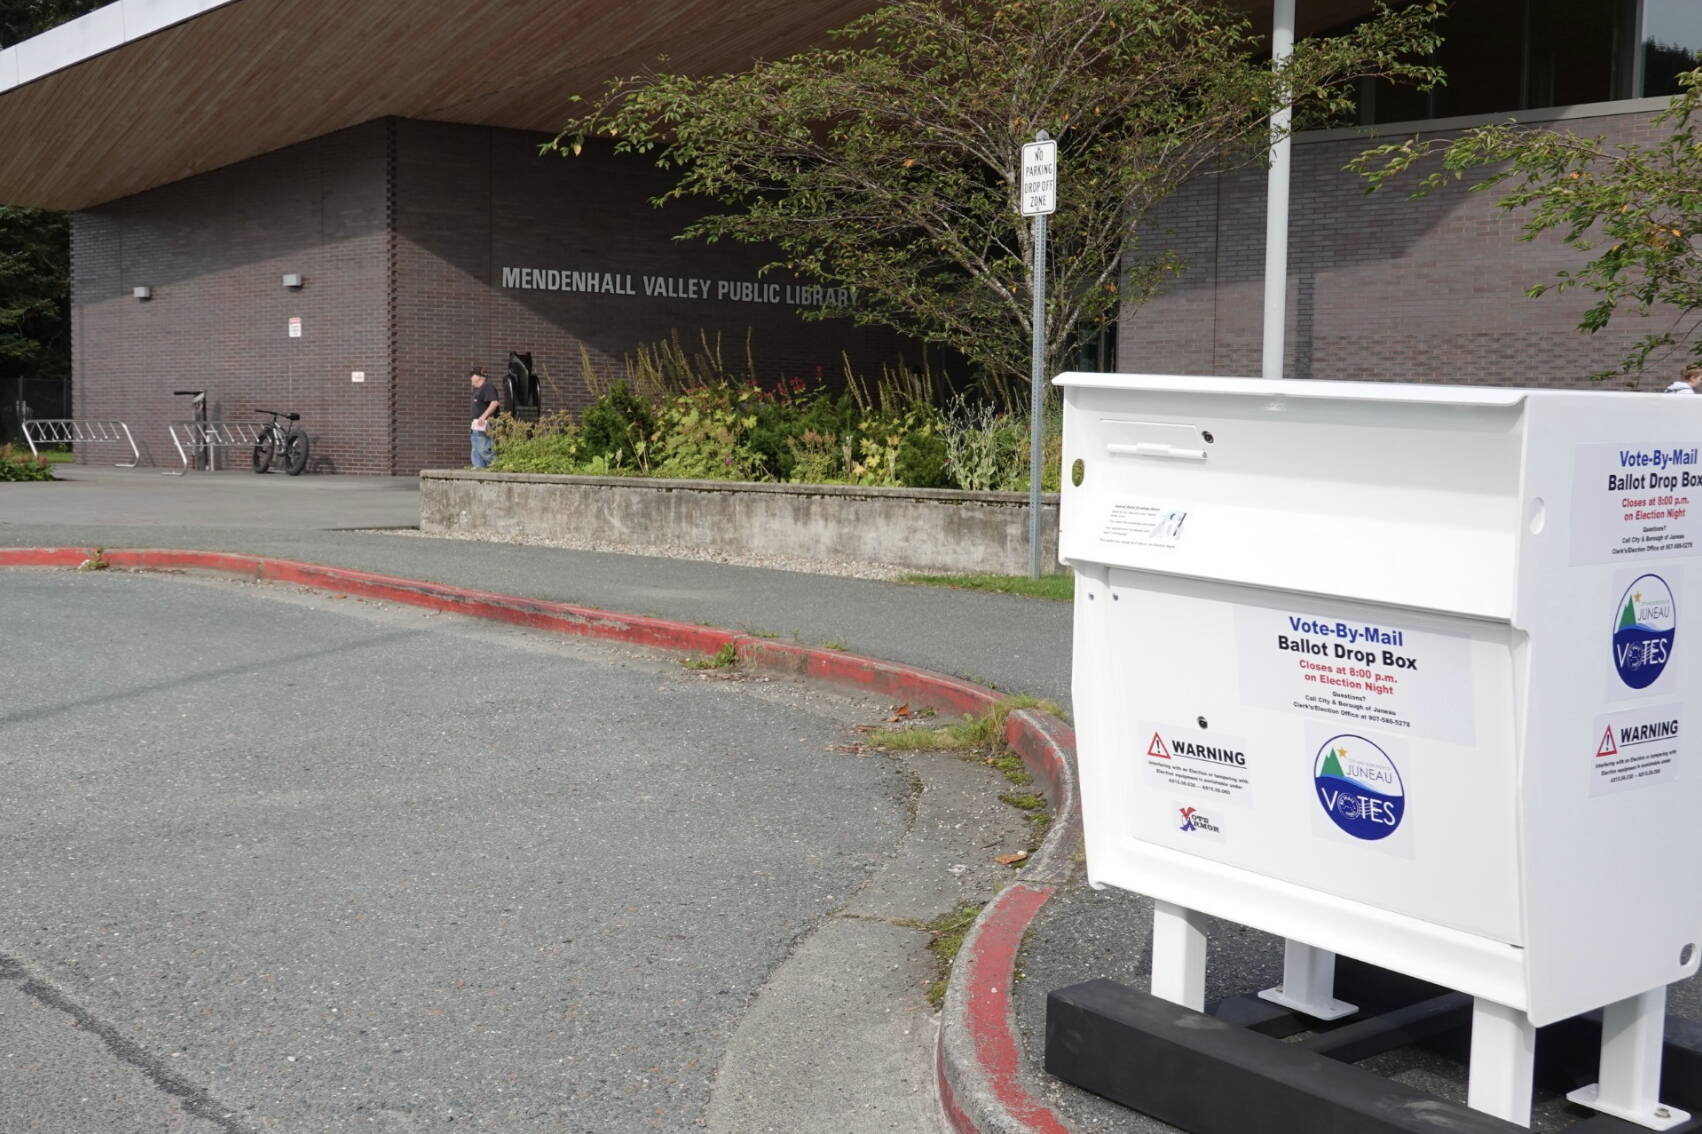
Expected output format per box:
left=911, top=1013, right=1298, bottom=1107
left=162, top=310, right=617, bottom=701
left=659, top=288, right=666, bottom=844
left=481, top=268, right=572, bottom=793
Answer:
left=251, top=409, right=310, bottom=475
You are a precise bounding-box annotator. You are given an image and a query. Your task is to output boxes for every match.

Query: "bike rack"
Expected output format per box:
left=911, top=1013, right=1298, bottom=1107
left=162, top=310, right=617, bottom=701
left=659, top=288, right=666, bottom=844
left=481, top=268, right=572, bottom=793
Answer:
left=165, top=420, right=268, bottom=475
left=22, top=419, right=139, bottom=466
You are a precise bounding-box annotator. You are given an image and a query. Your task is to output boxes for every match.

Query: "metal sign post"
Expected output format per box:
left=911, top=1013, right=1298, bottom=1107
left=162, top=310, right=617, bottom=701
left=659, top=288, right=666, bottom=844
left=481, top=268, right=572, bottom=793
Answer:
left=1021, top=132, right=1057, bottom=579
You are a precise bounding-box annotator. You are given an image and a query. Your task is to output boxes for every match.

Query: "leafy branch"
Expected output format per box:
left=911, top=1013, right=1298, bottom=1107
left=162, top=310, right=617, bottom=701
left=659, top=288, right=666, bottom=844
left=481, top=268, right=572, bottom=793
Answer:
left=550, top=0, right=1443, bottom=389
left=1349, top=68, right=1702, bottom=381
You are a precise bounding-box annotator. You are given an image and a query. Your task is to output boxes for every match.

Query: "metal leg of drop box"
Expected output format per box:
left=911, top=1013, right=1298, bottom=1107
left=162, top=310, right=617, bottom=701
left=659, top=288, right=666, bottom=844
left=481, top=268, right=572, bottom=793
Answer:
left=1258, top=941, right=1358, bottom=1021
left=1566, top=988, right=1691, bottom=1130
left=1467, top=998, right=1536, bottom=1127
left=1151, top=901, right=1207, bottom=1012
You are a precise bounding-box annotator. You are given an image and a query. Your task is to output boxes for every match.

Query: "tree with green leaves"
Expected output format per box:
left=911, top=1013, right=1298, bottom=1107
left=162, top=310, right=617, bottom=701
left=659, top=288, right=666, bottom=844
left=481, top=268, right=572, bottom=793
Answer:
left=552, top=0, right=1443, bottom=391
left=1351, top=69, right=1702, bottom=382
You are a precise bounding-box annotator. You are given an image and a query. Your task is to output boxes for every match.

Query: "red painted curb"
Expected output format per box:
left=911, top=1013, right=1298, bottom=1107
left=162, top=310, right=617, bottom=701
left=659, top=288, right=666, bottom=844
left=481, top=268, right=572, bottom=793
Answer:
left=0, top=548, right=91, bottom=568
left=939, top=883, right=1071, bottom=1134
left=1004, top=710, right=1080, bottom=886
left=737, top=637, right=999, bottom=719
left=3, top=546, right=1079, bottom=1134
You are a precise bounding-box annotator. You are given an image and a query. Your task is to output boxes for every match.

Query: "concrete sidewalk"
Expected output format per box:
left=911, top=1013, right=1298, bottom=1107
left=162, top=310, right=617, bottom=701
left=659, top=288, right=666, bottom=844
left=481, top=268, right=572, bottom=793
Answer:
left=0, top=467, right=1071, bottom=706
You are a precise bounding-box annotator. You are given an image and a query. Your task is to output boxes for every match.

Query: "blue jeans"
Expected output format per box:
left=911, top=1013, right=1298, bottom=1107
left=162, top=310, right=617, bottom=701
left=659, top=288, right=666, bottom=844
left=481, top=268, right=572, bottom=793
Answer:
left=471, top=429, right=493, bottom=469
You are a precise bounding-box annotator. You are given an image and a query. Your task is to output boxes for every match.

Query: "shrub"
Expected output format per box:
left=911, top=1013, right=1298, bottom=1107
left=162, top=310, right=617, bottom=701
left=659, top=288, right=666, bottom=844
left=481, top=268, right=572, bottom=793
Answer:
left=746, top=380, right=810, bottom=480
left=648, top=382, right=764, bottom=480
left=750, top=381, right=867, bottom=482
left=0, top=444, right=53, bottom=482
left=896, top=430, right=951, bottom=488
left=578, top=382, right=655, bottom=464
left=1003, top=406, right=1065, bottom=493
left=785, top=429, right=844, bottom=483
left=485, top=331, right=1061, bottom=490
left=489, top=411, right=596, bottom=474
left=943, top=399, right=1024, bottom=492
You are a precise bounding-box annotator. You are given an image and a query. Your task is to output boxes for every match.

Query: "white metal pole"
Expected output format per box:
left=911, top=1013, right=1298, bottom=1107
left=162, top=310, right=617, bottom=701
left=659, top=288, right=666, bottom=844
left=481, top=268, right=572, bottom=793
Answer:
left=1264, top=0, right=1347, bottom=1028
left=1259, top=941, right=1357, bottom=1021
left=1567, top=988, right=1691, bottom=1129
left=1261, top=0, right=1295, bottom=380
left=1467, top=998, right=1537, bottom=1127
left=1150, top=901, right=1208, bottom=1012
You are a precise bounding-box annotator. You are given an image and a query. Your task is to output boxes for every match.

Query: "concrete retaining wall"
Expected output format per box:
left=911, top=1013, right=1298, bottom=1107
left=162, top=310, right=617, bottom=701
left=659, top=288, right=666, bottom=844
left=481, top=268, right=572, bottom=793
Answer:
left=419, top=470, right=1062, bottom=575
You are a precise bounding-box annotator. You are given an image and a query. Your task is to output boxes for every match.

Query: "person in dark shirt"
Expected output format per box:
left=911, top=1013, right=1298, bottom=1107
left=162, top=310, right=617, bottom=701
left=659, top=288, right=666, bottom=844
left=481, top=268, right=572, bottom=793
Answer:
left=469, top=366, right=500, bottom=468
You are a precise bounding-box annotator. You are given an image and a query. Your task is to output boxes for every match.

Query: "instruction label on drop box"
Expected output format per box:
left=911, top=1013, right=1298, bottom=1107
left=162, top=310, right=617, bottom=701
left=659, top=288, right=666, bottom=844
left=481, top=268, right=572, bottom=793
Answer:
left=1236, top=607, right=1476, bottom=746
left=1571, top=442, right=1701, bottom=565
left=1095, top=499, right=1188, bottom=550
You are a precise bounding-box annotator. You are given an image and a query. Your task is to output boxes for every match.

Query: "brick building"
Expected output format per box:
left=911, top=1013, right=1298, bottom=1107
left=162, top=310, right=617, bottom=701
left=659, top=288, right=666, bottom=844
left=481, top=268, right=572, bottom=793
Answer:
left=1124, top=0, right=1702, bottom=389
left=0, top=0, right=920, bottom=474
left=64, top=118, right=917, bottom=475
left=1, top=0, right=1699, bottom=472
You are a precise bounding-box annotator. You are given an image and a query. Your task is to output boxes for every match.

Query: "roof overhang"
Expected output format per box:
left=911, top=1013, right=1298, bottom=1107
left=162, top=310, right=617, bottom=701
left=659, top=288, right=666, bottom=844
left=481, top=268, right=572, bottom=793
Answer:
left=0, top=0, right=1381, bottom=212
left=0, top=0, right=881, bottom=210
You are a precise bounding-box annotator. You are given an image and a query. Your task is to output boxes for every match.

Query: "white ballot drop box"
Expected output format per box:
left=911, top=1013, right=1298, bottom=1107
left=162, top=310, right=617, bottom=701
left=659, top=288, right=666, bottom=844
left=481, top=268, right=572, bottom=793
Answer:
left=1059, top=372, right=1702, bottom=1129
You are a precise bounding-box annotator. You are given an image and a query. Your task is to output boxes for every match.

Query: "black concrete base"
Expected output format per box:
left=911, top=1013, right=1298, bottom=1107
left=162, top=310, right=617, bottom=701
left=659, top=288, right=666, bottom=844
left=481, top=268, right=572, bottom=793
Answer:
left=1046, top=968, right=1702, bottom=1134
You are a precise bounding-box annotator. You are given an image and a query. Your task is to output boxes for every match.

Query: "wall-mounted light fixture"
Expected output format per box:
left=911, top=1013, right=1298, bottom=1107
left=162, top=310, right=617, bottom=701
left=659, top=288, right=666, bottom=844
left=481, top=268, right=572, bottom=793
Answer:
left=282, top=273, right=303, bottom=289
left=132, top=286, right=152, bottom=301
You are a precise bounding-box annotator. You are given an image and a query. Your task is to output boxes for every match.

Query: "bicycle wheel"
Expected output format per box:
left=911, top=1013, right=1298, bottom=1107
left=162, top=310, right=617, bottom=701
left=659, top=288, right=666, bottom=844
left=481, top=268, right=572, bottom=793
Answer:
left=252, top=433, right=275, bottom=473
left=282, top=428, right=310, bottom=476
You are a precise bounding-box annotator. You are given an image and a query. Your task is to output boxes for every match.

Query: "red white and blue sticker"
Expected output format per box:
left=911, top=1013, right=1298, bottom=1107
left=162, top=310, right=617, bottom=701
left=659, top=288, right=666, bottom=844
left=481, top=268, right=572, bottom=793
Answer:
left=1313, top=735, right=1404, bottom=842
left=1612, top=574, right=1676, bottom=691
left=1173, top=803, right=1226, bottom=842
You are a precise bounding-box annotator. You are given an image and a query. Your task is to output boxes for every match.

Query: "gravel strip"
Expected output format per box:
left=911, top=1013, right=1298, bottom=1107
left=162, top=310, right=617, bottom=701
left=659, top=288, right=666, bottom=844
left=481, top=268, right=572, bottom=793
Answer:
left=359, top=526, right=918, bottom=582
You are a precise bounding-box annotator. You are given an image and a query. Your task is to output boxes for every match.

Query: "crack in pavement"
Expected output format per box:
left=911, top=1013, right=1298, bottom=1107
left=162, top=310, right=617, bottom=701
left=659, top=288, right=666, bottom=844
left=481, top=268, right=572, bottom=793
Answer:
left=0, top=952, right=257, bottom=1134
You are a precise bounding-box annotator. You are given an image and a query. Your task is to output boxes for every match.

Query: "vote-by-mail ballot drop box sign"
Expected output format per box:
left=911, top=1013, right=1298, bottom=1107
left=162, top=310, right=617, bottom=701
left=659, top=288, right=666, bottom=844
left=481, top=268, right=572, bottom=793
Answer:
left=1058, top=372, right=1702, bottom=1027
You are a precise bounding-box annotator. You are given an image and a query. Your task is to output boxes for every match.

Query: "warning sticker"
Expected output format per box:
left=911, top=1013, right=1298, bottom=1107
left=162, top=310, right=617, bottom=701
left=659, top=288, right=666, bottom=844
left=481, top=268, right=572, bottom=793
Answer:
left=1570, top=442, right=1702, bottom=565
left=1235, top=607, right=1476, bottom=746
left=1140, top=724, right=1253, bottom=805
left=1097, top=500, right=1188, bottom=550
left=1590, top=704, right=1682, bottom=796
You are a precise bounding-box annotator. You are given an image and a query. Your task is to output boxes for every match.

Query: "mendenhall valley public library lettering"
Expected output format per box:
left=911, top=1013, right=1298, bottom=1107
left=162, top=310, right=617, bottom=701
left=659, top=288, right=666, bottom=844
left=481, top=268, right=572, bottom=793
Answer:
left=499, top=266, right=859, bottom=309
left=0, top=0, right=1698, bottom=473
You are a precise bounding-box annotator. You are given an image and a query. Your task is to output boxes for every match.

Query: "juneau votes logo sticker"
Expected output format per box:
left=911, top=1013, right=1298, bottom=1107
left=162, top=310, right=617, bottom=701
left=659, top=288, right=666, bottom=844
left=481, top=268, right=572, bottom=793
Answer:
left=1313, top=736, right=1404, bottom=841
left=1612, top=574, right=1676, bottom=690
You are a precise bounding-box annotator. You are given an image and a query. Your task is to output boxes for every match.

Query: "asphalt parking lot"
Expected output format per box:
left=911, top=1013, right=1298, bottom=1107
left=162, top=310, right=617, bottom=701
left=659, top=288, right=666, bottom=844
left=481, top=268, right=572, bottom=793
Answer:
left=0, top=569, right=1022, bottom=1132
left=14, top=467, right=1700, bottom=1134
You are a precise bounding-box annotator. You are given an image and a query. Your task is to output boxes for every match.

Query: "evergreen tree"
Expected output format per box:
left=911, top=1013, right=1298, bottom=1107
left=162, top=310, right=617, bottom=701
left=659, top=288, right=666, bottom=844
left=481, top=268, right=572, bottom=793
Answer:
left=0, top=0, right=104, bottom=387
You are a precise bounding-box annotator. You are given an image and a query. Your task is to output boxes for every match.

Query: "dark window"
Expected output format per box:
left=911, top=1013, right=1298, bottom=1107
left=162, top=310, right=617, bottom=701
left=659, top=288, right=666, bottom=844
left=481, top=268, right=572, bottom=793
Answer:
left=1336, top=0, right=1649, bottom=125
left=1526, top=0, right=1636, bottom=108
left=1433, top=0, right=1528, bottom=117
